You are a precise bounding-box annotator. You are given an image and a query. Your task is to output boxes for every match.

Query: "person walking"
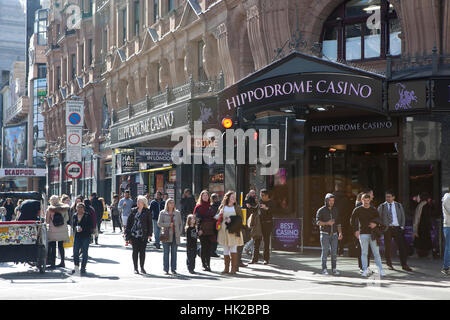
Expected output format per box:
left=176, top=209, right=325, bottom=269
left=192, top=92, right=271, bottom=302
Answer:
left=110, top=194, right=123, bottom=233
left=119, top=190, right=134, bottom=229
left=193, top=190, right=216, bottom=272
left=4, top=198, right=15, bottom=221
left=210, top=193, right=221, bottom=257
left=378, top=190, right=412, bottom=271
left=259, top=189, right=275, bottom=265
left=150, top=191, right=165, bottom=249
left=158, top=198, right=183, bottom=275
left=353, top=191, right=372, bottom=273
left=46, top=195, right=70, bottom=269
left=351, top=193, right=385, bottom=277
left=84, top=199, right=98, bottom=245
left=70, top=196, right=84, bottom=227
left=247, top=195, right=262, bottom=264
left=90, top=193, right=104, bottom=236
left=413, top=192, right=434, bottom=258
left=181, top=189, right=196, bottom=236
left=316, top=193, right=343, bottom=275
left=185, top=214, right=198, bottom=274
left=71, top=202, right=93, bottom=275
left=441, top=188, right=450, bottom=275
left=333, top=183, right=351, bottom=256
left=217, top=191, right=244, bottom=275
left=124, top=195, right=153, bottom=274
left=242, top=190, right=258, bottom=261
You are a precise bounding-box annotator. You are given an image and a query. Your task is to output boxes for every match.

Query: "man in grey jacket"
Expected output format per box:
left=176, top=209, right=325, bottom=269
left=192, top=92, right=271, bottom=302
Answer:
left=377, top=190, right=412, bottom=272
left=316, top=193, right=342, bottom=275
left=442, top=188, right=450, bottom=275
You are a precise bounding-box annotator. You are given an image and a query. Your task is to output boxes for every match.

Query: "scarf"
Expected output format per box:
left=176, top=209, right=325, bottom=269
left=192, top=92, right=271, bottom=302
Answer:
left=413, top=201, right=427, bottom=236
left=194, top=201, right=211, bottom=218
left=131, top=210, right=143, bottom=239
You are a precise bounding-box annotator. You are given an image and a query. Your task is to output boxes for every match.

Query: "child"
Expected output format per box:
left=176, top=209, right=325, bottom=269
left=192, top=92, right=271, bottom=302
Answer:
left=185, top=214, right=198, bottom=274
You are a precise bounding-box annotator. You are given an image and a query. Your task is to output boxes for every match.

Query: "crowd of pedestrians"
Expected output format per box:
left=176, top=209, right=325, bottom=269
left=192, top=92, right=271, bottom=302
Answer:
left=0, top=185, right=449, bottom=279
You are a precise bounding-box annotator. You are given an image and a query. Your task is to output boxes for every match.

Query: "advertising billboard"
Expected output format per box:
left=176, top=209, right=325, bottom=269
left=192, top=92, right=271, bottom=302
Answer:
left=2, top=123, right=27, bottom=168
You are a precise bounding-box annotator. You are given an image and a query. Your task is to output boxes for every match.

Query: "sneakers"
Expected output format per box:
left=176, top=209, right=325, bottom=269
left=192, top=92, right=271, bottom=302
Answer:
left=361, top=269, right=369, bottom=277
left=441, top=268, right=449, bottom=275
left=379, top=269, right=386, bottom=277
left=359, top=269, right=364, bottom=274
left=332, top=269, right=340, bottom=276
left=322, top=269, right=328, bottom=275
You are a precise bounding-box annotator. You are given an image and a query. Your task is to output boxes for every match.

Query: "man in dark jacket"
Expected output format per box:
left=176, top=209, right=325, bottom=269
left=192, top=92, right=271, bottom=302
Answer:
left=180, top=189, right=196, bottom=235
left=259, top=189, right=275, bottom=265
left=210, top=193, right=221, bottom=257
left=351, top=193, right=385, bottom=277
left=149, top=191, right=165, bottom=249
left=316, top=193, right=342, bottom=275
left=90, top=193, right=104, bottom=234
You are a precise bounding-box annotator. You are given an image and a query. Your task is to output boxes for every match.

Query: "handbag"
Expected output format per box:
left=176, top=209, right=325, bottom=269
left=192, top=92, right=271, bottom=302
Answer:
left=160, top=213, right=174, bottom=242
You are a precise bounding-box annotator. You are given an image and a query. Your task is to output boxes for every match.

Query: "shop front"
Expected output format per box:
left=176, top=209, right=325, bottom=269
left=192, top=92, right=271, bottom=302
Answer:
left=218, top=51, right=450, bottom=250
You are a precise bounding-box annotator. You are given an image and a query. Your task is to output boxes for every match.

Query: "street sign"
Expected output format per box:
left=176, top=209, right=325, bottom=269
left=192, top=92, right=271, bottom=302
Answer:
left=65, top=100, right=84, bottom=127
left=66, top=126, right=82, bottom=162
left=65, top=162, right=82, bottom=179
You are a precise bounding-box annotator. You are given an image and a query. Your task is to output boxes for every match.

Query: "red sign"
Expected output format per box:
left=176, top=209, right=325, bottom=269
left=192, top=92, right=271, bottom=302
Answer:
left=65, top=162, right=82, bottom=179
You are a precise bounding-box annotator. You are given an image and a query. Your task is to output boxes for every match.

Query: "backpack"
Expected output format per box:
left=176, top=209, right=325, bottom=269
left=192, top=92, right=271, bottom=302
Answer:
left=52, top=212, right=64, bottom=227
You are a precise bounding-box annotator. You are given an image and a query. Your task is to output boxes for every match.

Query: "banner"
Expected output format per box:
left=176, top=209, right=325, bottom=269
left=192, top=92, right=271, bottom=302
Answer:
left=272, top=218, right=301, bottom=252
left=0, top=168, right=46, bottom=177
left=2, top=124, right=27, bottom=168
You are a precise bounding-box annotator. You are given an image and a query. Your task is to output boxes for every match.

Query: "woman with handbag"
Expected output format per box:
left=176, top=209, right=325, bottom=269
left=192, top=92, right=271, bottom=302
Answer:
left=46, top=195, right=70, bottom=269
left=217, top=190, right=244, bottom=275
left=193, top=190, right=216, bottom=272
left=124, top=195, right=153, bottom=274
left=158, top=198, right=183, bottom=275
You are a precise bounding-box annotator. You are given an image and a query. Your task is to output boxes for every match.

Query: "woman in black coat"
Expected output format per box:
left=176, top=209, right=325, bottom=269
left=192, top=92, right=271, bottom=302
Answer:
left=125, top=195, right=153, bottom=274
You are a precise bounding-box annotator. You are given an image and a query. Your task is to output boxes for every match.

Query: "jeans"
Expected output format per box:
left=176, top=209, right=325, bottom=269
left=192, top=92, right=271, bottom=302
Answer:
left=163, top=241, right=178, bottom=272
left=48, top=241, right=65, bottom=266
left=131, top=238, right=147, bottom=270
left=359, top=234, right=383, bottom=272
left=320, top=233, right=338, bottom=270
left=73, top=236, right=90, bottom=270
left=443, top=227, right=450, bottom=270
left=187, top=246, right=197, bottom=272
left=153, top=219, right=161, bottom=247
left=112, top=214, right=122, bottom=231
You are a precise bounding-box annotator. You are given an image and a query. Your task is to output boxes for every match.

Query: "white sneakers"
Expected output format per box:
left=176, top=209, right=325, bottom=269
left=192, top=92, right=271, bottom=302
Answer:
left=322, top=269, right=340, bottom=275
left=322, top=269, right=328, bottom=275
left=361, top=268, right=385, bottom=277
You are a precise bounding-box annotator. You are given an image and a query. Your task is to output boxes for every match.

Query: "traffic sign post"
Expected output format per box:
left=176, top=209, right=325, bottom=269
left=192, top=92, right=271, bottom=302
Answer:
left=65, top=100, right=84, bottom=163
left=66, top=162, right=82, bottom=179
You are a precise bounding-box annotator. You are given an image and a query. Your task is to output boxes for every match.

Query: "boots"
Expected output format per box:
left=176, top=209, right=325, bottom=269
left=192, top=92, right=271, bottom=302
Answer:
left=221, top=255, right=230, bottom=274
left=230, top=253, right=238, bottom=275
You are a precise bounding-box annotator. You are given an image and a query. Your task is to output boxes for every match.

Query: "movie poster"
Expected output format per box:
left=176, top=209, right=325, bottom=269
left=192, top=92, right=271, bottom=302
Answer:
left=2, top=124, right=27, bottom=168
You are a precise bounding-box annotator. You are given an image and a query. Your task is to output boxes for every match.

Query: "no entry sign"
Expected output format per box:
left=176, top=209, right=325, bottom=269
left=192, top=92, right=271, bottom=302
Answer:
left=65, top=162, right=82, bottom=179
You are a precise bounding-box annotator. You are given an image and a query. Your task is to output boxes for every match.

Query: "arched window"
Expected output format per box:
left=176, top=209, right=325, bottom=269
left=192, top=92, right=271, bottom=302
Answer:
left=321, top=0, right=401, bottom=62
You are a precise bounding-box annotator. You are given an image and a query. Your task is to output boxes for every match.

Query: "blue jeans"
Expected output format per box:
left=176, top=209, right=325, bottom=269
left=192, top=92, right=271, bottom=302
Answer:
left=73, top=236, right=90, bottom=270
left=359, top=234, right=383, bottom=272
left=153, top=219, right=161, bottom=247
left=163, top=241, right=178, bottom=272
left=320, top=233, right=338, bottom=270
left=443, top=227, right=450, bottom=269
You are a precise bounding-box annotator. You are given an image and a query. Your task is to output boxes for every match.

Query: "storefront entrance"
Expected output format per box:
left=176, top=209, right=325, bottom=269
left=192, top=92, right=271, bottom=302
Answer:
left=305, top=142, right=399, bottom=245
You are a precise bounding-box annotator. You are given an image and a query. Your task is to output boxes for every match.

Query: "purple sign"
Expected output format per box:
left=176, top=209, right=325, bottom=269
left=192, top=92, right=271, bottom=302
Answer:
left=388, top=80, right=427, bottom=112
left=272, top=218, right=301, bottom=252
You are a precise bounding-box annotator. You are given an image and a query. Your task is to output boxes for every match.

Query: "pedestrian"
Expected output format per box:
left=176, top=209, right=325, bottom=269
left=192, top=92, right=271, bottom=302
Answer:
left=259, top=189, right=275, bottom=265
left=71, top=202, right=93, bottom=275
left=99, top=197, right=107, bottom=229
left=163, top=192, right=169, bottom=201
left=193, top=190, right=216, bottom=272
left=240, top=190, right=258, bottom=266
left=353, top=190, right=372, bottom=272
left=216, top=190, right=244, bottom=275
left=333, top=182, right=351, bottom=256
left=180, top=189, right=196, bottom=236
left=46, top=195, right=70, bottom=269
left=13, top=199, right=23, bottom=221
left=119, top=190, right=133, bottom=230
left=90, top=193, right=104, bottom=236
left=70, top=195, right=84, bottom=227
left=150, top=191, right=165, bottom=249
left=351, top=193, right=385, bottom=277
left=84, top=199, right=98, bottom=245
left=210, top=193, right=221, bottom=257
left=124, top=195, right=153, bottom=274
left=378, top=190, right=412, bottom=271
left=413, top=192, right=434, bottom=258
left=4, top=198, right=14, bottom=221
left=316, top=193, right=343, bottom=275
left=158, top=198, right=183, bottom=275
left=110, top=194, right=123, bottom=233
left=185, top=214, right=198, bottom=274
left=247, top=195, right=262, bottom=264
left=441, top=188, right=450, bottom=275
left=0, top=207, right=6, bottom=221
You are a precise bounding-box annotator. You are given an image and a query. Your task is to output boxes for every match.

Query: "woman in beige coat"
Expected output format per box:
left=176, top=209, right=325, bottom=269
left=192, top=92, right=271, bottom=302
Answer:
left=46, top=195, right=70, bottom=268
left=217, top=191, right=244, bottom=275
left=158, top=198, right=183, bottom=275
